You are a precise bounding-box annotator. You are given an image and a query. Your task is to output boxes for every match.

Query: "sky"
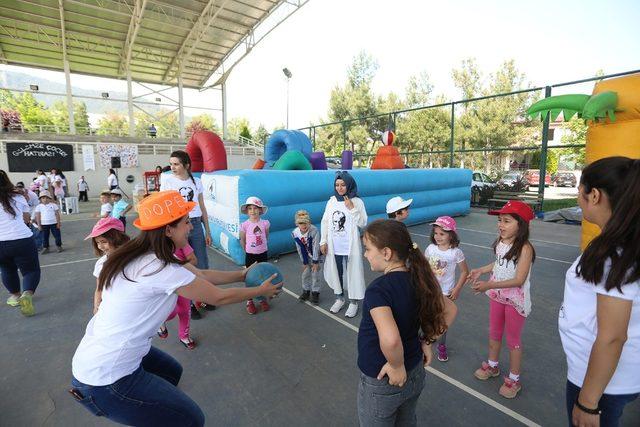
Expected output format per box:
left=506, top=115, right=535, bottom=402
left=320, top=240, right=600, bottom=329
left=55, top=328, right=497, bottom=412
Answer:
left=1, top=0, right=639, bottom=131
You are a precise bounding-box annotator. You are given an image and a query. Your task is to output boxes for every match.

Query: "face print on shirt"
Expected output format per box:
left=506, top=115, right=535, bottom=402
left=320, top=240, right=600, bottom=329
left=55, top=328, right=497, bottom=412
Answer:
left=428, top=256, right=447, bottom=277
left=332, top=211, right=346, bottom=233
left=179, top=186, right=194, bottom=202
left=252, top=225, right=264, bottom=247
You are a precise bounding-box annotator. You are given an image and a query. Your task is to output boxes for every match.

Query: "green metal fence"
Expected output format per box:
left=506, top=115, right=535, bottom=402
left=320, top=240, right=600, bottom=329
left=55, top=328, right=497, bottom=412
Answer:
left=299, top=69, right=640, bottom=210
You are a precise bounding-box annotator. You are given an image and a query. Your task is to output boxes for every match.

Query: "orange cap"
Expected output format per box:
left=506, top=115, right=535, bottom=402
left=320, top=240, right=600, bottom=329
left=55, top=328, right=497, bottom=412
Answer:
left=133, top=190, right=196, bottom=231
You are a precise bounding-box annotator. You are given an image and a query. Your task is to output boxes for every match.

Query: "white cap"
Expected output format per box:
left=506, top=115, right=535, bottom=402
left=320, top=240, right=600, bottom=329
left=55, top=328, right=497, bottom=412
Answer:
left=110, top=188, right=124, bottom=196
left=386, top=196, right=413, bottom=214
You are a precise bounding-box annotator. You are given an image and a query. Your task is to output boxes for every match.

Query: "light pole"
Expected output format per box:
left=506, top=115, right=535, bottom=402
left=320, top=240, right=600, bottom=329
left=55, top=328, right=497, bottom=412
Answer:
left=283, top=67, right=292, bottom=128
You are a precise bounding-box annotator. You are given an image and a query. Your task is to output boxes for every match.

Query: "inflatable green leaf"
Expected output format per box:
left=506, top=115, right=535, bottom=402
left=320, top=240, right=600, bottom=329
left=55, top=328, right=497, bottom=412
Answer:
left=527, top=94, right=591, bottom=121
left=582, top=91, right=618, bottom=122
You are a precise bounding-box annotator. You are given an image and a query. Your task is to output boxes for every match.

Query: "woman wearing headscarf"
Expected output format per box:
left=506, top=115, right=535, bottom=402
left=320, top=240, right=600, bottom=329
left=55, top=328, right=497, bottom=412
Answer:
left=320, top=171, right=368, bottom=318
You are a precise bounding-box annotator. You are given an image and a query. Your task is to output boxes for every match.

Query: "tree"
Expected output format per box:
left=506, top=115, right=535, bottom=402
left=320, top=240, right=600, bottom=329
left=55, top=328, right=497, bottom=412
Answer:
left=559, top=115, right=587, bottom=167
left=50, top=100, right=90, bottom=133
left=12, top=93, right=53, bottom=132
left=186, top=114, right=219, bottom=135
left=254, top=123, right=269, bottom=145
left=227, top=117, right=252, bottom=139
left=347, top=51, right=379, bottom=89
left=97, top=112, right=128, bottom=136
left=0, top=109, right=21, bottom=130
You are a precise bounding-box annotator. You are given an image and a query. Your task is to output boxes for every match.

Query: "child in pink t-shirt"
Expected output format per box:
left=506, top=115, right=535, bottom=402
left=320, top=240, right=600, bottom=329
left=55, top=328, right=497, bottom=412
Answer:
left=239, top=196, right=270, bottom=315
left=157, top=243, right=198, bottom=349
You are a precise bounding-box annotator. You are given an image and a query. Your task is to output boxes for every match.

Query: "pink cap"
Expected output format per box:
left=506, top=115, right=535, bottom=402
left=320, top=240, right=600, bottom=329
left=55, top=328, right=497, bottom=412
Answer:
left=431, top=216, right=457, bottom=232
left=85, top=217, right=125, bottom=240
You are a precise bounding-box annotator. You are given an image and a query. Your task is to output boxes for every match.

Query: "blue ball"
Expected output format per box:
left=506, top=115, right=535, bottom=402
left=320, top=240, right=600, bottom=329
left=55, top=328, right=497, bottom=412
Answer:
left=245, top=262, right=284, bottom=288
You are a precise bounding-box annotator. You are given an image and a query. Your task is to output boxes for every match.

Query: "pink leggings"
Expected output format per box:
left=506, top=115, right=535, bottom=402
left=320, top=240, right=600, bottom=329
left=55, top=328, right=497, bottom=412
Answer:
left=489, top=299, right=526, bottom=350
left=165, top=296, right=191, bottom=340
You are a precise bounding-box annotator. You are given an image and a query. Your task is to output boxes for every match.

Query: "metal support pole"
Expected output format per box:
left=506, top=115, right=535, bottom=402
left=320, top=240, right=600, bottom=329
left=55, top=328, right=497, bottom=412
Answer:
left=63, top=60, right=76, bottom=134
left=178, top=75, right=185, bottom=139
left=449, top=103, right=455, bottom=167
left=538, top=86, right=552, bottom=209
left=285, top=77, right=290, bottom=128
left=127, top=70, right=135, bottom=137
left=222, top=82, right=228, bottom=139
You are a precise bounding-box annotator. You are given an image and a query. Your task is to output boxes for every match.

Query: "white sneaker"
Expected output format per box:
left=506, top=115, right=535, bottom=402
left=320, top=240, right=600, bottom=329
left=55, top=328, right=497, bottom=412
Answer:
left=330, top=298, right=345, bottom=313
left=345, top=302, right=359, bottom=318
left=6, top=295, right=20, bottom=307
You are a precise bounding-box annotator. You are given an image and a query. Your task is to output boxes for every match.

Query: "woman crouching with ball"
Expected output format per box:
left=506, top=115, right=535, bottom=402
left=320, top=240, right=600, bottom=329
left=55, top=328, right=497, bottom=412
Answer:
left=70, top=190, right=281, bottom=426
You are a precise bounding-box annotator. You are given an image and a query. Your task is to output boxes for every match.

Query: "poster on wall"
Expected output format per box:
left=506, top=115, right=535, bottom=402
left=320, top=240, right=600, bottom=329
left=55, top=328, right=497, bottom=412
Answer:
left=82, top=145, right=95, bottom=171
left=6, top=142, right=74, bottom=172
left=97, top=144, right=139, bottom=168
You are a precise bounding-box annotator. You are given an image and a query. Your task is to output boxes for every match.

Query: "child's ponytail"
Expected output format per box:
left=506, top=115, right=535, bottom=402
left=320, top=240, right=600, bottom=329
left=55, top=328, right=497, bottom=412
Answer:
left=365, top=220, right=446, bottom=341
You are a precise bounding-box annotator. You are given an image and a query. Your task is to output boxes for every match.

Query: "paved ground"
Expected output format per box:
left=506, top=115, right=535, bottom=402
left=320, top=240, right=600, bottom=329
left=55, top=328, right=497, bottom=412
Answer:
left=1, top=206, right=638, bottom=426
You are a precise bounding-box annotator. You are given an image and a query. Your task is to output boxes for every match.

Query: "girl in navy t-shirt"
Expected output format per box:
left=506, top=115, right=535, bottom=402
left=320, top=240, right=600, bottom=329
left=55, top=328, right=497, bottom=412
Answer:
left=357, top=220, right=457, bottom=425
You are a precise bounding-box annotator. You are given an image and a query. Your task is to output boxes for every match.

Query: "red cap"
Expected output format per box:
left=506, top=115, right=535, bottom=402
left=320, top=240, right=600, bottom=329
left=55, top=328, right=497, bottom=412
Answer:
left=488, top=200, right=535, bottom=222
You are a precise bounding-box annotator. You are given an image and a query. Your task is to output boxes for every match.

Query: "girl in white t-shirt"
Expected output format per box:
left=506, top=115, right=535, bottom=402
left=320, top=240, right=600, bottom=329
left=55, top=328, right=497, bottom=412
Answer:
left=559, top=157, right=640, bottom=426
left=467, top=200, right=536, bottom=399
left=97, top=191, right=112, bottom=218
left=70, top=190, right=281, bottom=426
left=84, top=217, right=130, bottom=314
left=425, top=216, right=468, bottom=362
left=34, top=190, right=62, bottom=254
left=107, top=169, right=118, bottom=190
left=320, top=171, right=368, bottom=318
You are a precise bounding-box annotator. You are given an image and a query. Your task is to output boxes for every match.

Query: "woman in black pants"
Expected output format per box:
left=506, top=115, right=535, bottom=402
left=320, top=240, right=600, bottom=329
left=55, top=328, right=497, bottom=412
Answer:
left=0, top=170, right=41, bottom=316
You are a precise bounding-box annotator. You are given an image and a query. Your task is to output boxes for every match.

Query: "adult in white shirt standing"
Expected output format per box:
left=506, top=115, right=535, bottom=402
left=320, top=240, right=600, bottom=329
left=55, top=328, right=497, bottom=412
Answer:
left=70, top=190, right=281, bottom=426
left=107, top=169, right=118, bottom=190
left=0, top=171, right=40, bottom=316
left=559, top=157, right=640, bottom=426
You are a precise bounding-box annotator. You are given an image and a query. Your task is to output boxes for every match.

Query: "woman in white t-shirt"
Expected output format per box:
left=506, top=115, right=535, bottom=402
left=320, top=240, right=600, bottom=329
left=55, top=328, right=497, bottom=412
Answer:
left=70, top=190, right=281, bottom=426
left=320, top=171, right=367, bottom=318
left=34, top=169, right=48, bottom=194
left=161, top=150, right=212, bottom=270
left=107, top=169, right=118, bottom=190
left=0, top=170, right=40, bottom=316
left=559, top=157, right=640, bottom=426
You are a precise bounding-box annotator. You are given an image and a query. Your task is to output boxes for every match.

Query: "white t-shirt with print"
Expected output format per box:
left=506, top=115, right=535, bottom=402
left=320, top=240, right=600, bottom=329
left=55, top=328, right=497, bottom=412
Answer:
left=559, top=256, right=640, bottom=394
left=486, top=241, right=532, bottom=317
left=160, top=174, right=204, bottom=218
left=330, top=200, right=353, bottom=256
left=35, top=202, right=59, bottom=225
left=425, top=244, right=466, bottom=295
left=72, top=253, right=196, bottom=386
left=0, top=195, right=32, bottom=241
left=93, top=255, right=107, bottom=278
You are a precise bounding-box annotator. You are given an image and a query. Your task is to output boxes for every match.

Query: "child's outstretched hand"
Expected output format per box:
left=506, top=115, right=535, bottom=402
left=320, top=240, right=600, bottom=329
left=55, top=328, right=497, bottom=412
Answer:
left=258, top=273, right=283, bottom=299
left=377, top=362, right=407, bottom=387
left=471, top=280, right=492, bottom=294
left=448, top=287, right=462, bottom=301
left=467, top=269, right=482, bottom=284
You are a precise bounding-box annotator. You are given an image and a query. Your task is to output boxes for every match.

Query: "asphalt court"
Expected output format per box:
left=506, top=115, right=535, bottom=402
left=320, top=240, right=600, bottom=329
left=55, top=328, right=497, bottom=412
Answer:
left=1, top=209, right=638, bottom=426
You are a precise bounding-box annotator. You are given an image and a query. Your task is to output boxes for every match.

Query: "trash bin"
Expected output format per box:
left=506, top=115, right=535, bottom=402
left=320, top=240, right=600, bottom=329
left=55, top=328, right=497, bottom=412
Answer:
left=60, top=197, right=79, bottom=214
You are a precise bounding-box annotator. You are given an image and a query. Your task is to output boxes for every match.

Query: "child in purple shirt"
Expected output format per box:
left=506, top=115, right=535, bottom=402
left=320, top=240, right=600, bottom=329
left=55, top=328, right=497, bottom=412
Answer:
left=239, top=196, right=270, bottom=315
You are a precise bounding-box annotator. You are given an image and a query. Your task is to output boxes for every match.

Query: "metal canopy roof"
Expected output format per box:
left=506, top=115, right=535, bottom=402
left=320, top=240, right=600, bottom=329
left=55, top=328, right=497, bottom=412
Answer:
left=0, top=0, right=305, bottom=89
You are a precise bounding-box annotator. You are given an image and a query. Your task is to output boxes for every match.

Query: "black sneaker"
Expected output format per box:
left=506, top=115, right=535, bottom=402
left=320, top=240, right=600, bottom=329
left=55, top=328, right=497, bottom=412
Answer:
left=310, top=292, right=320, bottom=305
left=298, top=290, right=310, bottom=302
left=190, top=303, right=202, bottom=320
left=203, top=303, right=216, bottom=311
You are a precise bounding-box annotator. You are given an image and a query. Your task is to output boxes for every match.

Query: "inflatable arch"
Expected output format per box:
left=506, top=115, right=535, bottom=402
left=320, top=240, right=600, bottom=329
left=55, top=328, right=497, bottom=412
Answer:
left=264, top=130, right=313, bottom=165
left=186, top=131, right=227, bottom=172
left=201, top=168, right=471, bottom=265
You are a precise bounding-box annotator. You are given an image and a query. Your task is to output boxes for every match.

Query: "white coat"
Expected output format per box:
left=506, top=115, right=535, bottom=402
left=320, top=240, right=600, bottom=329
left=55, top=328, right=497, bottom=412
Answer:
left=320, top=196, right=368, bottom=300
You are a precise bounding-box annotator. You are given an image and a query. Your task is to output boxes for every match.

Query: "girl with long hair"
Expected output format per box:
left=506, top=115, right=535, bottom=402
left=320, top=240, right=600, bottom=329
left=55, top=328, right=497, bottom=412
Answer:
left=357, top=219, right=456, bottom=425
left=70, top=191, right=281, bottom=426
left=0, top=170, right=40, bottom=316
left=559, top=157, right=640, bottom=426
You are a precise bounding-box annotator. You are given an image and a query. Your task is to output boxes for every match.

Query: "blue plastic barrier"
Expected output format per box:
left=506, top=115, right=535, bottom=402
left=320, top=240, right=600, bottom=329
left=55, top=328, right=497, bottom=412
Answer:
left=201, top=168, right=471, bottom=265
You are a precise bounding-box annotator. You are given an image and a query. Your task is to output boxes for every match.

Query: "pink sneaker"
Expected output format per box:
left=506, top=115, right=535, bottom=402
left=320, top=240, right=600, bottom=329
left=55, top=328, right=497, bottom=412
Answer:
left=499, top=377, right=522, bottom=398
left=437, top=344, right=448, bottom=362
left=474, top=361, right=500, bottom=380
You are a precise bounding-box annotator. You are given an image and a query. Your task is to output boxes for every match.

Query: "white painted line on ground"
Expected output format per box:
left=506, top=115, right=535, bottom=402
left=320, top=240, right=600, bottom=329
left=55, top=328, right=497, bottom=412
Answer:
left=40, top=257, right=97, bottom=268
left=455, top=227, right=580, bottom=248
left=410, top=233, right=574, bottom=265
left=281, top=287, right=541, bottom=427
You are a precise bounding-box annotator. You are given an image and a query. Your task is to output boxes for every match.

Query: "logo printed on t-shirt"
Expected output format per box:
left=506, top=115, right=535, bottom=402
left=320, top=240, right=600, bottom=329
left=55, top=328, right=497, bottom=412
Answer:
left=331, top=211, right=346, bottom=233
left=179, top=186, right=194, bottom=202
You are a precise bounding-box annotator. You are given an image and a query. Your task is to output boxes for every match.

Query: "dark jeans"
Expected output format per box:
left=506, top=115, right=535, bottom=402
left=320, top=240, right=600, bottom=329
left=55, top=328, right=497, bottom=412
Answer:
left=358, top=362, right=426, bottom=426
left=79, top=191, right=88, bottom=201
left=0, top=237, right=41, bottom=294
left=118, top=216, right=126, bottom=231
left=110, top=185, right=118, bottom=190
left=566, top=380, right=639, bottom=427
left=71, top=346, right=204, bottom=426
left=335, top=254, right=347, bottom=296
left=245, top=251, right=268, bottom=302
left=188, top=217, right=209, bottom=269
left=41, top=224, right=62, bottom=248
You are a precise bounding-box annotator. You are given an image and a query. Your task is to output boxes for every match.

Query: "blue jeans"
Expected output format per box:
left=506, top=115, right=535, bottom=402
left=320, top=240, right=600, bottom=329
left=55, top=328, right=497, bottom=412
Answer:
left=0, top=237, right=41, bottom=294
left=188, top=217, right=209, bottom=269
left=41, top=224, right=62, bottom=248
left=566, top=380, right=639, bottom=427
left=358, top=362, right=426, bottom=426
left=71, top=346, right=204, bottom=426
